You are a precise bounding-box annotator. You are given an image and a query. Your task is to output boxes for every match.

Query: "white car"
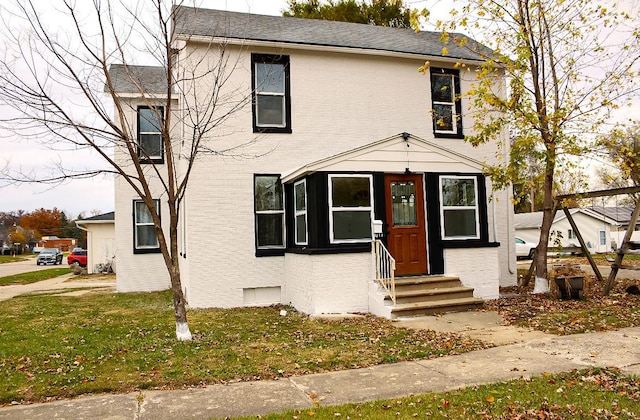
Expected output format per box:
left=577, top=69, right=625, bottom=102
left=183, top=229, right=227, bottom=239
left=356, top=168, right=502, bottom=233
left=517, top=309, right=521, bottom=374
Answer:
left=515, top=237, right=536, bottom=260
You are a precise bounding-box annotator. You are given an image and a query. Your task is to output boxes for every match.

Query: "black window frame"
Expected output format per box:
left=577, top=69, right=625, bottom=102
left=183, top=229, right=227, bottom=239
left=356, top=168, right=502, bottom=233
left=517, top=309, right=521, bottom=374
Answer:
left=137, top=106, right=165, bottom=164
left=133, top=199, right=161, bottom=254
left=430, top=68, right=463, bottom=139
left=254, top=174, right=286, bottom=257
left=251, top=54, right=292, bottom=134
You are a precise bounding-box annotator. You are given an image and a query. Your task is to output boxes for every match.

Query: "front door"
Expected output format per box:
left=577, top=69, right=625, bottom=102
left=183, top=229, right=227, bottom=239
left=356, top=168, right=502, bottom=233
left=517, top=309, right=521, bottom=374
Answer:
left=384, top=174, right=428, bottom=275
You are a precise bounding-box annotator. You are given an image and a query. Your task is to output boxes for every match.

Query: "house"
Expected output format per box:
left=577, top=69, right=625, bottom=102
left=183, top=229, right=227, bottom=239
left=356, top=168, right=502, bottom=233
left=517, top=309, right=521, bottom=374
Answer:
left=76, top=212, right=115, bottom=274
left=110, top=7, right=516, bottom=317
left=514, top=208, right=619, bottom=254
left=587, top=206, right=639, bottom=249
left=34, top=236, right=77, bottom=252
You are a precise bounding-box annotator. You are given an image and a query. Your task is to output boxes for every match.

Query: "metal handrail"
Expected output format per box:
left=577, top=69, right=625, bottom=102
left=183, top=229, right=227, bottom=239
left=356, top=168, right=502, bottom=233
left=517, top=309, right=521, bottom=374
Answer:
left=372, top=239, right=396, bottom=304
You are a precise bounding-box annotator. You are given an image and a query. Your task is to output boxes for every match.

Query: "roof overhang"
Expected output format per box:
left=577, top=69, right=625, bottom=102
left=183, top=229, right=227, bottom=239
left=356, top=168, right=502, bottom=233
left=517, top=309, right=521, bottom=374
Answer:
left=281, top=132, right=484, bottom=183
left=173, top=35, right=487, bottom=66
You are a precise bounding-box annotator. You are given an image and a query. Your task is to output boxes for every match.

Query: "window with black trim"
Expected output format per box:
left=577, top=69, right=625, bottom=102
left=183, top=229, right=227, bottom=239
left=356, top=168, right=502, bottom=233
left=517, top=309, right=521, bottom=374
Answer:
left=137, top=106, right=164, bottom=163
left=329, top=175, right=373, bottom=243
left=252, top=54, right=291, bottom=133
left=430, top=68, right=463, bottom=138
left=134, top=199, right=160, bottom=253
left=254, top=175, right=285, bottom=249
left=439, top=176, right=479, bottom=239
left=294, top=179, right=307, bottom=245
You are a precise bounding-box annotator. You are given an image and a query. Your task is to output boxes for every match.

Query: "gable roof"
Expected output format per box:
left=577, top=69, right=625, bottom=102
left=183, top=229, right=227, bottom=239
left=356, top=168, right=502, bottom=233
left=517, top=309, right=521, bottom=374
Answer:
left=106, top=64, right=167, bottom=95
left=173, top=7, right=492, bottom=63
left=514, top=208, right=619, bottom=230
left=282, top=132, right=483, bottom=183
left=77, top=212, right=115, bottom=224
left=587, top=206, right=636, bottom=224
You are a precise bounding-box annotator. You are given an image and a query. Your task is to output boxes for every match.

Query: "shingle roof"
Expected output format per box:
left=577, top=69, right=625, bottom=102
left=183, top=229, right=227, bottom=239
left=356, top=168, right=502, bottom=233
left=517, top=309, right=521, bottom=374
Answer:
left=173, top=7, right=492, bottom=62
left=106, top=64, right=167, bottom=94
left=587, top=206, right=635, bottom=224
left=80, top=212, right=115, bottom=222
left=514, top=208, right=620, bottom=230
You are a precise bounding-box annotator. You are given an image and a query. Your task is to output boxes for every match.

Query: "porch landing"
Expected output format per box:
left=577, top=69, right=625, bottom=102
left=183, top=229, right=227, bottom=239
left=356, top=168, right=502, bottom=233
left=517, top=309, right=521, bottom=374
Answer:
left=388, top=275, right=484, bottom=318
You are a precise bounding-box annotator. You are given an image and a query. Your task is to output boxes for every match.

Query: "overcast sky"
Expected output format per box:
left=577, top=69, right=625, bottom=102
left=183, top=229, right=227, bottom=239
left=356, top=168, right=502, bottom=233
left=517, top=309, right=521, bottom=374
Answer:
left=0, top=0, right=635, bottom=217
left=0, top=0, right=290, bottom=218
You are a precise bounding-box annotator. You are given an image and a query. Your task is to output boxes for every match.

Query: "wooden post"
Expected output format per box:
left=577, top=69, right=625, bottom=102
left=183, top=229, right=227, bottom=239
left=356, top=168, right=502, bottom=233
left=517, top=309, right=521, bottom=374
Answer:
left=562, top=207, right=604, bottom=283
left=604, top=199, right=640, bottom=295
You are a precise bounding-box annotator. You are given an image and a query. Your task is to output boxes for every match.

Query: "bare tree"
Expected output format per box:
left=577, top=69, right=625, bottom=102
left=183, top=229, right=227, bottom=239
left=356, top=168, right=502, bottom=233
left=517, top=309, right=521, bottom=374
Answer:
left=0, top=1, right=251, bottom=340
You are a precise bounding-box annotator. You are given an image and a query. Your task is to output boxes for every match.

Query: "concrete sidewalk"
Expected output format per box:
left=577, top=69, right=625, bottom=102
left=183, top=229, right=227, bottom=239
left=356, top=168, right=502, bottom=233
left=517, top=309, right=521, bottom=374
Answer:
left=0, top=274, right=115, bottom=301
left=1, top=320, right=639, bottom=419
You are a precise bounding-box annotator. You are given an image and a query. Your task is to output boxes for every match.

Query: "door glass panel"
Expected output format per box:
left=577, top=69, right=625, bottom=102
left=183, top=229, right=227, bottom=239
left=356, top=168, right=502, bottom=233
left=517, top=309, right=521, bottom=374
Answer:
left=391, top=182, right=417, bottom=226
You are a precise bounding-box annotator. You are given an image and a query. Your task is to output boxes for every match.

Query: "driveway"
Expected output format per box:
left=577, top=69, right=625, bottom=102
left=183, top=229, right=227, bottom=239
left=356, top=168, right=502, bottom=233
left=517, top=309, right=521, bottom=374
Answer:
left=0, top=256, right=69, bottom=277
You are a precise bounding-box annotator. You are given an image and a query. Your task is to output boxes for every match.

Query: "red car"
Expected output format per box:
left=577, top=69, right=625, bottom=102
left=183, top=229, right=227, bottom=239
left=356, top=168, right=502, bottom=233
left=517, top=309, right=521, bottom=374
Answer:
left=67, top=249, right=88, bottom=267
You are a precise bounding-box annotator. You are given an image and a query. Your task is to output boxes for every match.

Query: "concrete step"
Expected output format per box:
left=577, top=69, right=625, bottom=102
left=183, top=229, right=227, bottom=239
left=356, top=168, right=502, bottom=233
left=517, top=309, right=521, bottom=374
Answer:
left=392, top=286, right=476, bottom=305
left=391, top=297, right=484, bottom=317
left=393, top=275, right=462, bottom=292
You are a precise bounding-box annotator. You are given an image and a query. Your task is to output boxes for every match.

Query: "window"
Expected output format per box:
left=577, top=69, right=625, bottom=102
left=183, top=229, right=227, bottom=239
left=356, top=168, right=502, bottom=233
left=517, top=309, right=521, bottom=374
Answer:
left=439, top=176, right=479, bottom=239
left=430, top=68, right=462, bottom=138
left=294, top=180, right=307, bottom=245
left=329, top=175, right=373, bottom=243
left=252, top=54, right=291, bottom=133
left=599, top=230, right=607, bottom=246
left=134, top=199, right=160, bottom=253
left=254, top=175, right=285, bottom=249
left=137, top=106, right=164, bottom=163
left=568, top=229, right=576, bottom=239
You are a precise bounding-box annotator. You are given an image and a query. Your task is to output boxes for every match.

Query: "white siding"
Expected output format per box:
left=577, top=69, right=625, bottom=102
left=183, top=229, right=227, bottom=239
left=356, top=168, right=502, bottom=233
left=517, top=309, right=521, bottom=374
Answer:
left=445, top=247, right=500, bottom=299
left=84, top=222, right=115, bottom=274
left=113, top=39, right=512, bottom=310
left=284, top=252, right=371, bottom=314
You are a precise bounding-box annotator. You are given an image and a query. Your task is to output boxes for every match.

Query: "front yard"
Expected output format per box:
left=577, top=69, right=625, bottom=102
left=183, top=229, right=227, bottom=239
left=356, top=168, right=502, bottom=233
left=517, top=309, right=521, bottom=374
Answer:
left=0, top=290, right=488, bottom=405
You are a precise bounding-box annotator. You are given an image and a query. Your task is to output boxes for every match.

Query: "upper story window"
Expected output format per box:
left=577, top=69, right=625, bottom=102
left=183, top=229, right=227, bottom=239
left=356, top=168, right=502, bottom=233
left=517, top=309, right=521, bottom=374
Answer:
left=430, top=68, right=463, bottom=139
left=329, top=175, right=373, bottom=244
left=252, top=54, right=291, bottom=133
left=254, top=175, right=285, bottom=250
left=439, top=176, right=479, bottom=239
left=134, top=199, right=161, bottom=253
left=137, top=106, right=164, bottom=163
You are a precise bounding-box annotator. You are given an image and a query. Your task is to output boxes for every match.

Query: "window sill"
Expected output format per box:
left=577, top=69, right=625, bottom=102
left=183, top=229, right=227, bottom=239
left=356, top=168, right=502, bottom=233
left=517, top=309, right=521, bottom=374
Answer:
left=133, top=247, right=161, bottom=254
left=256, top=248, right=286, bottom=257
left=286, top=244, right=371, bottom=255
left=434, top=132, right=464, bottom=139
left=254, top=127, right=292, bottom=134
left=441, top=240, right=500, bottom=249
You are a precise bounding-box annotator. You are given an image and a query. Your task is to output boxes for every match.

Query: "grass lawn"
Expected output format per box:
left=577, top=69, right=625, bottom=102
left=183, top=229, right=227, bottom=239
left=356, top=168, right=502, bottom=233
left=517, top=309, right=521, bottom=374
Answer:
left=245, top=367, right=640, bottom=419
left=0, top=255, right=30, bottom=264
left=0, top=290, right=488, bottom=405
left=0, top=267, right=71, bottom=286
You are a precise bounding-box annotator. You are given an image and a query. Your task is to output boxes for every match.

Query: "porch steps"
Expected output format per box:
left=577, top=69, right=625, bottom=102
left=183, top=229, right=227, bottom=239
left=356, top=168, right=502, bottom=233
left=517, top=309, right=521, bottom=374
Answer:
left=388, top=275, right=483, bottom=317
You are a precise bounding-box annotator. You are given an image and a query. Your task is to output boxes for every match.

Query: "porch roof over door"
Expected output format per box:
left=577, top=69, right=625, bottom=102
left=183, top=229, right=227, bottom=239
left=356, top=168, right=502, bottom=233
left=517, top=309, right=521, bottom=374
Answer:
left=281, top=132, right=484, bottom=183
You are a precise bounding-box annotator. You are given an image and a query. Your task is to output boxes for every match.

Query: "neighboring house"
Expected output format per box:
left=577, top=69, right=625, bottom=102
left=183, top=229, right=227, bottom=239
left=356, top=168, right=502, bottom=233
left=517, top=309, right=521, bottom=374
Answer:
left=34, top=236, right=77, bottom=252
left=514, top=208, right=619, bottom=254
left=76, top=212, right=116, bottom=274
left=588, top=206, right=639, bottom=249
left=110, top=7, right=515, bottom=317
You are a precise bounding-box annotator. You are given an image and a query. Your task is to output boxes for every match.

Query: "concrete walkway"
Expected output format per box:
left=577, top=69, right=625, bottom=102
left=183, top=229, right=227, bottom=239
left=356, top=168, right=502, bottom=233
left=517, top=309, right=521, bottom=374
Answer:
left=0, top=273, right=116, bottom=301
left=1, top=311, right=639, bottom=419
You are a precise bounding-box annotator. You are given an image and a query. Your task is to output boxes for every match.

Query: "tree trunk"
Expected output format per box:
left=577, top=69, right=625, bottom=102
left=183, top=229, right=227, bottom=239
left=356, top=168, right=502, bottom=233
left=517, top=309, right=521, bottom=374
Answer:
left=533, top=163, right=555, bottom=293
left=169, top=263, right=192, bottom=341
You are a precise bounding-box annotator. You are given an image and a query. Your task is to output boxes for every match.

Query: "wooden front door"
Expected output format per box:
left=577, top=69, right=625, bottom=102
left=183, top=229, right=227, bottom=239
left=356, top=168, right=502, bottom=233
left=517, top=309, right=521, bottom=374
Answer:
left=384, top=174, right=428, bottom=275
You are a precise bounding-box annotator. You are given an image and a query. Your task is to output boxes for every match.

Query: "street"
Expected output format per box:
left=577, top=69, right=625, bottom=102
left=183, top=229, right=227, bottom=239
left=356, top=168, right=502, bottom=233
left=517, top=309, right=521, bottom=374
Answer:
left=0, top=255, right=69, bottom=277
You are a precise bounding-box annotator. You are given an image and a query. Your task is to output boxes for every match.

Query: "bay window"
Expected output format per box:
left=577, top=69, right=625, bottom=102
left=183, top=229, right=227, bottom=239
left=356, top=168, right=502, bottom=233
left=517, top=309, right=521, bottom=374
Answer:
left=329, top=175, right=373, bottom=243
left=254, top=175, right=285, bottom=249
left=439, top=176, right=479, bottom=239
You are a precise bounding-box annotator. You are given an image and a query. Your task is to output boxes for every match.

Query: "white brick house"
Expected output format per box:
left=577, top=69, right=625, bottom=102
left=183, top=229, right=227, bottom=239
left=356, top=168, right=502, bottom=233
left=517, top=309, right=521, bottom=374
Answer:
left=110, top=7, right=516, bottom=317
